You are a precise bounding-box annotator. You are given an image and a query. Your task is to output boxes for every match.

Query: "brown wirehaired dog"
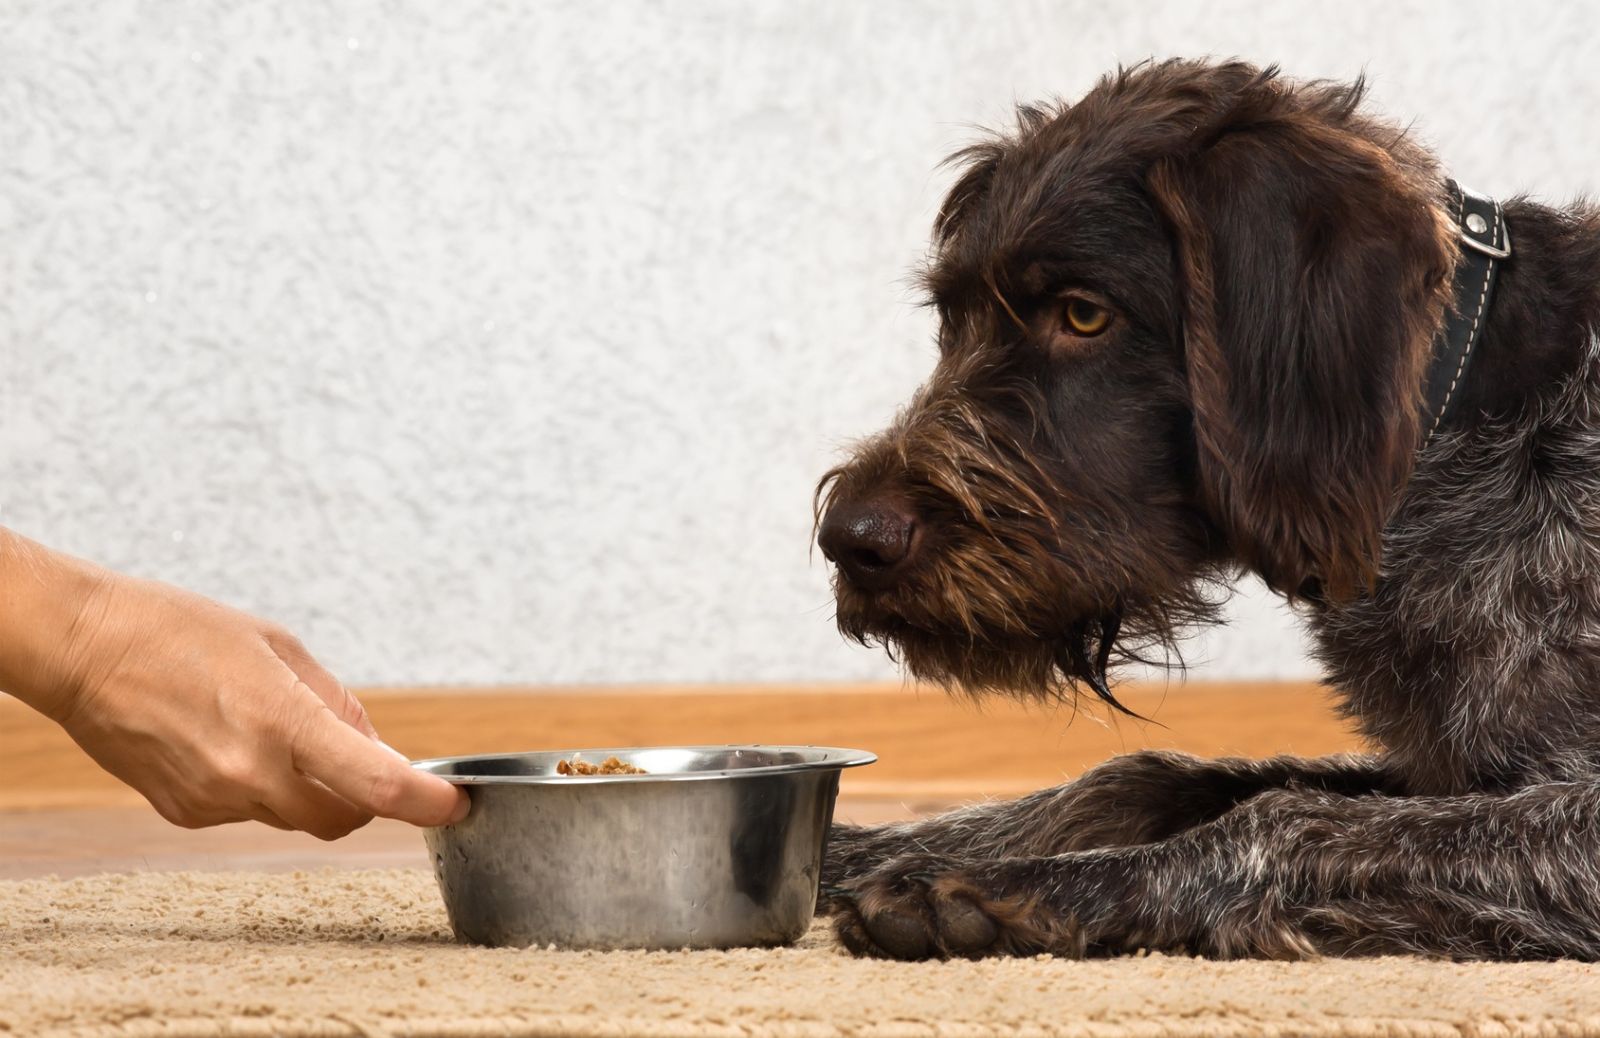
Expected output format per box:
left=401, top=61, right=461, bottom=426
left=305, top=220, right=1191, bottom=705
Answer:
left=816, top=59, right=1600, bottom=960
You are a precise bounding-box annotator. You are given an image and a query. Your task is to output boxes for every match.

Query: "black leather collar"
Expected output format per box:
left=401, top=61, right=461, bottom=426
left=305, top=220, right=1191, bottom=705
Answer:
left=1421, top=180, right=1512, bottom=446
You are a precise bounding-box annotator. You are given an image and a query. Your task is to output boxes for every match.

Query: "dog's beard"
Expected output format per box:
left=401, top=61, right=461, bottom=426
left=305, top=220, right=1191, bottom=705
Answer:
left=832, top=557, right=1221, bottom=715
left=1063, top=609, right=1124, bottom=712
left=818, top=357, right=1220, bottom=713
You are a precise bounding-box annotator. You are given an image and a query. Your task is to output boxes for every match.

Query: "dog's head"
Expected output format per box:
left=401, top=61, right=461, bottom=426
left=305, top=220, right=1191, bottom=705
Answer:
left=816, top=60, right=1456, bottom=705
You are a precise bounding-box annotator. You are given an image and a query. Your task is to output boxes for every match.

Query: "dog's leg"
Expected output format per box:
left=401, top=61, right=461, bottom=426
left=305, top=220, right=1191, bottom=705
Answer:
left=830, top=780, right=1600, bottom=961
left=822, top=750, right=1398, bottom=893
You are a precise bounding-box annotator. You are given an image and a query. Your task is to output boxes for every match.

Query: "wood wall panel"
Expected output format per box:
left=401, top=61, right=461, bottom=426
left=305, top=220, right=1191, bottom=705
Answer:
left=0, top=682, right=1361, bottom=811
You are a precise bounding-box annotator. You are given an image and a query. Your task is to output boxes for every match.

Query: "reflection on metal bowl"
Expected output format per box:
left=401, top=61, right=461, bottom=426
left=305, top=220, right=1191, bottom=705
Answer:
left=412, top=745, right=876, bottom=950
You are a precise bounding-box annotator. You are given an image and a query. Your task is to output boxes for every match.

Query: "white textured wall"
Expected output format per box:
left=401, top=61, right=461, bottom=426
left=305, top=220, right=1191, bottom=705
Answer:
left=3, top=2, right=1597, bottom=686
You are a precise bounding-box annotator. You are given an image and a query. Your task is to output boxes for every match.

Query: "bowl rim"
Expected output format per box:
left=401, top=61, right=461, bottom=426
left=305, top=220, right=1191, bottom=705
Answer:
left=410, top=744, right=877, bottom=785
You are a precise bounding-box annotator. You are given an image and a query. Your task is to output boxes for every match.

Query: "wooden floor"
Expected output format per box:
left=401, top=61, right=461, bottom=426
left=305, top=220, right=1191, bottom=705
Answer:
left=0, top=681, right=1358, bottom=878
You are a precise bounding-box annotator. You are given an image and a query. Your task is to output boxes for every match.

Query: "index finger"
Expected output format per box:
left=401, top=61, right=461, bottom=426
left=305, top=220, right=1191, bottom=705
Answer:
left=288, top=697, right=468, bottom=827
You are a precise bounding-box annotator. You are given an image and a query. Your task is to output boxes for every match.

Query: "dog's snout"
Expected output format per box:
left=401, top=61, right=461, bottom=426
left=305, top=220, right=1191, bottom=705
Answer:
left=819, top=496, right=920, bottom=589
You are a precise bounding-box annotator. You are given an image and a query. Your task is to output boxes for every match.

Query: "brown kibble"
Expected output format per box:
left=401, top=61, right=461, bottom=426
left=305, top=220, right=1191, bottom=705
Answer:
left=556, top=755, right=647, bottom=776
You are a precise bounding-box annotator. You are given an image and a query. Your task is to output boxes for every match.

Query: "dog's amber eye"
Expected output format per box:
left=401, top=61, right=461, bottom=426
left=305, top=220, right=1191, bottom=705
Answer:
left=1063, top=297, right=1112, bottom=337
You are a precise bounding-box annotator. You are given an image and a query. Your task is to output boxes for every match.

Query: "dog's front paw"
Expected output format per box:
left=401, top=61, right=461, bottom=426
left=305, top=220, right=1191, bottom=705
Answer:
left=816, top=822, right=900, bottom=914
left=825, top=854, right=1083, bottom=960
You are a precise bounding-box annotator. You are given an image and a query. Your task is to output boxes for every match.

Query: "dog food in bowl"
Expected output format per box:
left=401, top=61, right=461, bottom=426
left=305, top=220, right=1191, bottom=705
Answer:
left=556, top=755, right=647, bottom=776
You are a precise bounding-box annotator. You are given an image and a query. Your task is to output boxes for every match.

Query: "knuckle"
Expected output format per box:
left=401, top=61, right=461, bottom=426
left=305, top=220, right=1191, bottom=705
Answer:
left=160, top=800, right=213, bottom=829
left=263, top=623, right=307, bottom=657
left=364, top=771, right=406, bottom=815
left=209, top=753, right=258, bottom=792
left=331, top=812, right=373, bottom=841
left=341, top=688, right=371, bottom=726
left=309, top=819, right=355, bottom=842
left=326, top=683, right=368, bottom=727
left=151, top=799, right=191, bottom=827
left=281, top=697, right=328, bottom=747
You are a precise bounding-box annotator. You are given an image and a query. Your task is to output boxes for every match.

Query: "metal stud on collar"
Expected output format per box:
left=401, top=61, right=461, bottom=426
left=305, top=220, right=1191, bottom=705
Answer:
left=1420, top=179, right=1511, bottom=446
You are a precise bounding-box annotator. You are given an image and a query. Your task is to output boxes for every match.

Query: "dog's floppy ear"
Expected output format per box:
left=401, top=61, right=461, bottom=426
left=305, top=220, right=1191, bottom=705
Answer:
left=1148, top=88, right=1453, bottom=601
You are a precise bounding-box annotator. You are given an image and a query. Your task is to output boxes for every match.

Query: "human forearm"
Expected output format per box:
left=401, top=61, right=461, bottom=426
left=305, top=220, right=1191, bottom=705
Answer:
left=0, top=526, right=110, bottom=721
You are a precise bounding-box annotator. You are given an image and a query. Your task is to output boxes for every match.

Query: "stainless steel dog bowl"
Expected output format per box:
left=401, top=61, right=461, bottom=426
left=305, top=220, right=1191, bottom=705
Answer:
left=412, top=745, right=875, bottom=950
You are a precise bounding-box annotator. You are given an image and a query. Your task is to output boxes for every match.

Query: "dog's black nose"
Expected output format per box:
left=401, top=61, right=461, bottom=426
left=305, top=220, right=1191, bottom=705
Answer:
left=819, top=497, right=920, bottom=590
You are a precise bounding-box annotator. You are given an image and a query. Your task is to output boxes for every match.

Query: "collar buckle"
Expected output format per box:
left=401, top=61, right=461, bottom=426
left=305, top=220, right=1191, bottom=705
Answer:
left=1453, top=182, right=1511, bottom=259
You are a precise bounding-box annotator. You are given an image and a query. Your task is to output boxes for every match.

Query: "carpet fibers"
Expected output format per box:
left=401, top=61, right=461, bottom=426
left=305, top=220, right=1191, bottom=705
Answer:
left=4, top=869, right=1600, bottom=1037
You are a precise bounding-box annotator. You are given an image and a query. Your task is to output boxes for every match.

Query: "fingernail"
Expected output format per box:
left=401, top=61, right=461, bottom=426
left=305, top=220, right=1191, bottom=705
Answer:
left=447, top=792, right=471, bottom=825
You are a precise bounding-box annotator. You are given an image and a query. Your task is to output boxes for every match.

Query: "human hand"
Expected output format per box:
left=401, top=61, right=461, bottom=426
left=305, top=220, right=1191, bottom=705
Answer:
left=0, top=530, right=468, bottom=838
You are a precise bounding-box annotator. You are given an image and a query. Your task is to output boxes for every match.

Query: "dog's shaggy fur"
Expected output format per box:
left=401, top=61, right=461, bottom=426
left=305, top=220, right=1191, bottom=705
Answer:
left=815, top=59, right=1600, bottom=961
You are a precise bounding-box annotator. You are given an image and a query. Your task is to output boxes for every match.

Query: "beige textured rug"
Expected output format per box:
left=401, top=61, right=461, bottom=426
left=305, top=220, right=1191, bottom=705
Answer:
left=5, top=870, right=1600, bottom=1037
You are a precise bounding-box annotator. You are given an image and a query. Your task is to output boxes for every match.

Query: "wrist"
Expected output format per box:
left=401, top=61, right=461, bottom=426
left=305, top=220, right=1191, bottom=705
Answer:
left=0, top=528, right=116, bottom=722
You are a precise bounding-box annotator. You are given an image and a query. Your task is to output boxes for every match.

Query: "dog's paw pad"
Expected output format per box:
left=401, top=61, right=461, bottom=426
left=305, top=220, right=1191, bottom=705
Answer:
left=830, top=855, right=1019, bottom=960
left=934, top=893, right=1000, bottom=953
left=862, top=902, right=936, bottom=959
